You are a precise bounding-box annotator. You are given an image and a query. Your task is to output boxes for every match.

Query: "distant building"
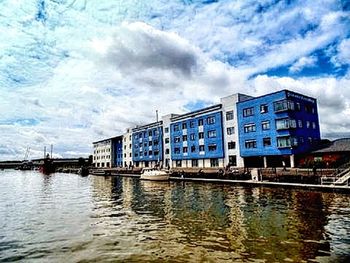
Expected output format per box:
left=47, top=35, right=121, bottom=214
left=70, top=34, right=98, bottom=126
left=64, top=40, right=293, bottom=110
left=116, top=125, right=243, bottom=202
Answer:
left=92, top=135, right=123, bottom=168
left=92, top=138, right=113, bottom=168
left=123, top=128, right=133, bottom=168
left=237, top=90, right=321, bottom=167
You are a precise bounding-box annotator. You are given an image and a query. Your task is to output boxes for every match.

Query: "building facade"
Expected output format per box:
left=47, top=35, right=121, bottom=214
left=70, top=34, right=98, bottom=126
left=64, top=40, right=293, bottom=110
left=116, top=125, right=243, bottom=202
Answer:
left=123, top=128, right=133, bottom=168
left=132, top=122, right=163, bottom=168
left=237, top=90, right=321, bottom=167
left=169, top=105, right=225, bottom=168
left=92, top=138, right=113, bottom=168
left=93, top=89, right=321, bottom=169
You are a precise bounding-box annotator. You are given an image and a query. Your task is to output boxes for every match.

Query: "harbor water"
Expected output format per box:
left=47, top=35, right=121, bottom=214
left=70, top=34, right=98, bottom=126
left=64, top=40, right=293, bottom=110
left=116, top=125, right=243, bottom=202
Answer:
left=0, top=170, right=349, bottom=262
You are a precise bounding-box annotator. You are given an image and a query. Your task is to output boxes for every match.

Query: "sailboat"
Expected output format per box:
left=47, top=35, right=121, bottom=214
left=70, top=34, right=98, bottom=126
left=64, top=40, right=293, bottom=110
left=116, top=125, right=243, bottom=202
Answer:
left=140, top=110, right=170, bottom=181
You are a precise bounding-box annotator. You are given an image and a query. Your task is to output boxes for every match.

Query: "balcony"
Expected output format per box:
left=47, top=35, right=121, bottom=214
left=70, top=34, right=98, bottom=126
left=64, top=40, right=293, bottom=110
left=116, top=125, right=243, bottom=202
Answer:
left=274, top=100, right=295, bottom=112
left=276, top=119, right=297, bottom=130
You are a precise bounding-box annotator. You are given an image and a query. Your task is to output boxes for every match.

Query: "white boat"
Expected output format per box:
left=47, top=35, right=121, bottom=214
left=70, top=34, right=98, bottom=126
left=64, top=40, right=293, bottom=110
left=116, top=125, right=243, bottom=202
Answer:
left=140, top=168, right=170, bottom=181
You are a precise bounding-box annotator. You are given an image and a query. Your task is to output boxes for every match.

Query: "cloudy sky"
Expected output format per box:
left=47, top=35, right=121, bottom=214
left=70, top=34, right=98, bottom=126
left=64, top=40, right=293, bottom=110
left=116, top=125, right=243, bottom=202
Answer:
left=0, top=0, right=349, bottom=160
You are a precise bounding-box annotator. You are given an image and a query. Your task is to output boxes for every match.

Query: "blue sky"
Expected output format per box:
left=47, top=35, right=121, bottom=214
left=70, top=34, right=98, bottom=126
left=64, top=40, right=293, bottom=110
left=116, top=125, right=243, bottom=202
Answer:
left=0, top=0, right=349, bottom=160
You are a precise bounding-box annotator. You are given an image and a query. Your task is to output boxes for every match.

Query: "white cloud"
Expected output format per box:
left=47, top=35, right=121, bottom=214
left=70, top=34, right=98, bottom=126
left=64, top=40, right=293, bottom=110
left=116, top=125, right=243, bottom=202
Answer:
left=289, top=56, right=318, bottom=73
left=0, top=0, right=349, bottom=160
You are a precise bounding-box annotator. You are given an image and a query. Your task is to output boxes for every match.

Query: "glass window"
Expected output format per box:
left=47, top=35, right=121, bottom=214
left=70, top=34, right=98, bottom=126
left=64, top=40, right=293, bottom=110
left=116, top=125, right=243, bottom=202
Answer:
left=207, top=116, right=215, bottom=124
left=174, top=147, right=180, bottom=154
left=149, top=150, right=152, bottom=155
left=245, top=140, right=257, bottom=148
left=228, top=141, right=236, bottom=149
left=165, top=127, right=169, bottom=133
left=298, top=120, right=303, bottom=128
left=243, top=107, right=254, bottom=117
left=182, top=135, right=187, bottom=141
left=199, top=132, right=204, bottom=139
left=191, top=145, right=196, bottom=152
left=192, top=159, right=198, bottom=167
left=263, top=137, right=271, bottom=147
left=274, top=100, right=295, bottom=112
left=183, top=147, right=188, bottom=153
left=165, top=149, right=169, bottom=154
left=306, top=121, right=310, bottom=128
left=210, top=158, right=219, bottom=167
left=260, top=104, right=268, bottom=113
left=198, top=119, right=203, bottom=126
left=153, top=140, right=159, bottom=146
left=262, top=121, right=270, bottom=130
left=312, top=122, right=316, bottom=129
left=165, top=138, right=169, bottom=144
left=190, top=121, right=195, bottom=128
left=190, top=133, right=195, bottom=140
left=244, top=123, right=256, bottom=133
left=226, top=111, right=234, bottom=120
left=174, top=124, right=179, bottom=131
left=182, top=123, right=187, bottom=129
left=208, top=144, right=217, bottom=151
left=176, top=160, right=182, bottom=167
left=148, top=130, right=152, bottom=136
left=227, top=127, right=235, bottom=135
left=199, top=145, right=205, bottom=151
left=174, top=136, right=181, bottom=143
left=276, top=119, right=296, bottom=130
left=208, top=130, right=217, bottom=138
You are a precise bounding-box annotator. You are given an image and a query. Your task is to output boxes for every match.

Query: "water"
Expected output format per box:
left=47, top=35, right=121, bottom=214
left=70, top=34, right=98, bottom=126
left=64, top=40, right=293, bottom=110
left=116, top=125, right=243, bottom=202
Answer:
left=0, top=170, right=349, bottom=262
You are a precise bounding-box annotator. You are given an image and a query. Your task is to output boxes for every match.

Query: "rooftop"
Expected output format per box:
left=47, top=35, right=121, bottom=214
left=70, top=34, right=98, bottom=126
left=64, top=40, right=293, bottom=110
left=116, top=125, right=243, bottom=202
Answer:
left=313, top=138, right=350, bottom=153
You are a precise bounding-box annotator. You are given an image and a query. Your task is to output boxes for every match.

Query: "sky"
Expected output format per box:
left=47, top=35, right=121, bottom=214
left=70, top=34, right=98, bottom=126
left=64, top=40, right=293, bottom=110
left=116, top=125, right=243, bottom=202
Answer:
left=0, top=0, right=349, bottom=161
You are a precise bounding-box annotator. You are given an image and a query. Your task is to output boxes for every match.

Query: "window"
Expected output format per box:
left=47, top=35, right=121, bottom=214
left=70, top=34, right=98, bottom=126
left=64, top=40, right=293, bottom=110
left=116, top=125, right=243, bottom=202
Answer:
left=260, top=104, right=268, bottom=113
left=305, top=105, right=314, bottom=113
left=144, top=151, right=147, bottom=156
left=165, top=149, right=169, bottom=154
left=261, top=121, right=270, bottom=130
left=228, top=141, right=236, bottom=149
left=191, top=145, right=196, bottom=152
left=148, top=130, right=152, bottom=136
left=207, top=116, right=215, bottom=124
left=263, top=137, right=271, bottom=147
left=199, top=145, right=205, bottom=151
left=174, top=124, right=179, bottom=131
left=198, top=119, right=203, bottom=126
left=208, top=144, right=217, bottom=151
left=245, top=140, right=257, bottom=148
left=165, top=138, right=169, bottom=144
left=226, top=111, right=234, bottom=120
left=174, top=147, right=180, bottom=154
left=174, top=136, right=181, bottom=143
left=190, top=121, right=195, bottom=128
left=165, top=127, right=169, bottom=133
left=299, top=137, right=304, bottom=144
left=208, top=130, right=217, bottom=138
left=183, top=147, right=188, bottom=153
left=154, top=140, right=159, bottom=146
left=277, top=136, right=298, bottom=148
left=276, top=118, right=296, bottom=130
left=199, top=132, right=204, bottom=139
left=190, top=133, right=195, bottom=140
left=227, top=127, right=235, bottom=135
left=306, top=121, right=310, bottom=128
left=274, top=100, right=295, bottom=112
left=154, top=129, right=159, bottom=136
left=181, top=135, right=187, bottom=142
left=176, top=160, right=182, bottom=167
left=298, top=120, right=303, bottom=128
left=296, top=103, right=301, bottom=111
left=149, top=150, right=152, bottom=155
left=148, top=141, right=152, bottom=146
left=192, top=159, right=198, bottom=167
left=210, top=158, right=219, bottom=167
left=312, top=122, right=316, bottom=129
left=182, top=123, right=187, bottom=129
left=243, top=107, right=254, bottom=117
left=244, top=123, right=256, bottom=133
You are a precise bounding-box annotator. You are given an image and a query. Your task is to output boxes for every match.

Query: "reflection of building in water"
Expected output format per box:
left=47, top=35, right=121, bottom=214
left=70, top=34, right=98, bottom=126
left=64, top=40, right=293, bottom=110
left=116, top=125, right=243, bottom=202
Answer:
left=224, top=188, right=248, bottom=254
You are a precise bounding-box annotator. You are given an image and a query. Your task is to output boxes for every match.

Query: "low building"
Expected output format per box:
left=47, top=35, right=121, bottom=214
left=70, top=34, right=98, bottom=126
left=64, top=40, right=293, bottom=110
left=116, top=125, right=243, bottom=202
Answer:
left=300, top=138, right=350, bottom=168
left=92, top=138, right=113, bottom=168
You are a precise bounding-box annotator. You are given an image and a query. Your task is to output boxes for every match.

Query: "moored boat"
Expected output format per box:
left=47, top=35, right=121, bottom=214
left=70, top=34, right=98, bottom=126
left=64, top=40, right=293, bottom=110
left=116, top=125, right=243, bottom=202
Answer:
left=140, top=168, right=170, bottom=181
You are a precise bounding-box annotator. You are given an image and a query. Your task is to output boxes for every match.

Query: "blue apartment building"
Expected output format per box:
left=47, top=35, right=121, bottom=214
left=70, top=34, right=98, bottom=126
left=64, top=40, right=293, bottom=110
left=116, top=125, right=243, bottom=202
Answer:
left=170, top=105, right=225, bottom=168
left=237, top=90, right=321, bottom=167
left=132, top=122, right=163, bottom=168
left=113, top=135, right=123, bottom=167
